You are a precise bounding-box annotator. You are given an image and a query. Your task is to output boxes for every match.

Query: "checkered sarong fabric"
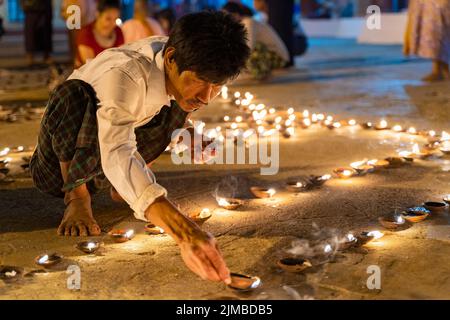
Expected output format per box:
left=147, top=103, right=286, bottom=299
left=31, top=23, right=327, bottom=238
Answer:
left=30, top=79, right=188, bottom=197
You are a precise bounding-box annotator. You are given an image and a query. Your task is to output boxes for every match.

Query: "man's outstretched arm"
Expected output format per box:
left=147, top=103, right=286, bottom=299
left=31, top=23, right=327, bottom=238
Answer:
left=145, top=196, right=231, bottom=284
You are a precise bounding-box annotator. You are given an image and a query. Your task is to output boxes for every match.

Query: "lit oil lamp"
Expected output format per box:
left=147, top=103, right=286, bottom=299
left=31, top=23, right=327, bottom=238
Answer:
left=309, top=174, right=331, bottom=187
left=440, top=141, right=450, bottom=155
left=350, top=160, right=374, bottom=175
left=407, top=127, right=418, bottom=135
left=360, top=122, right=373, bottom=129
left=443, top=195, right=450, bottom=205
left=424, top=141, right=441, bottom=151
left=35, top=253, right=63, bottom=267
left=277, top=257, right=312, bottom=273
left=338, top=233, right=358, bottom=251
left=348, top=119, right=357, bottom=126
left=423, top=201, right=448, bottom=213
left=0, top=266, right=23, bottom=282
left=402, top=206, right=430, bottom=223
left=109, top=229, right=135, bottom=243
left=378, top=214, right=407, bottom=230
left=385, top=156, right=413, bottom=168
left=367, top=159, right=390, bottom=169
left=375, top=120, right=389, bottom=130
left=144, top=223, right=165, bottom=235
left=76, top=240, right=101, bottom=254
left=285, top=181, right=309, bottom=192
left=217, top=197, right=242, bottom=210
left=356, top=230, right=384, bottom=245
left=333, top=167, right=356, bottom=179
left=392, top=125, right=403, bottom=132
left=190, top=208, right=213, bottom=225
left=250, top=187, right=276, bottom=198
left=228, top=273, right=261, bottom=292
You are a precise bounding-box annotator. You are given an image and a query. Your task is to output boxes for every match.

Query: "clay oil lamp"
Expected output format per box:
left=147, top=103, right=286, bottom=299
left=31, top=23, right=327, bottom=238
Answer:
left=378, top=214, right=407, bottom=230
left=402, top=206, right=430, bottom=223
left=217, top=197, right=242, bottom=210
left=285, top=180, right=309, bottom=193
left=109, top=229, right=135, bottom=243
left=367, top=159, right=390, bottom=169
left=423, top=201, right=448, bottom=214
left=338, top=233, right=358, bottom=251
left=333, top=167, right=356, bottom=179
left=228, top=273, right=262, bottom=292
left=76, top=240, right=101, bottom=254
left=356, top=230, right=384, bottom=245
left=144, top=223, right=165, bottom=235
left=385, top=157, right=412, bottom=168
left=190, top=208, right=213, bottom=225
left=375, top=120, right=389, bottom=130
left=443, top=195, right=450, bottom=205
left=392, top=125, right=404, bottom=133
left=35, top=253, right=63, bottom=267
left=407, top=127, right=418, bottom=135
left=424, top=141, right=441, bottom=151
left=0, top=266, right=23, bottom=282
left=350, top=160, right=375, bottom=175
left=250, top=187, right=276, bottom=199
left=360, top=122, right=373, bottom=130
left=440, top=141, right=450, bottom=155
left=309, top=174, right=332, bottom=187
left=277, top=257, right=312, bottom=273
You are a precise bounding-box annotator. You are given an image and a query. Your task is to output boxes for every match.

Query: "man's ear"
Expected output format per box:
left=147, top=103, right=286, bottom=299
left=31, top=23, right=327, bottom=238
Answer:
left=164, top=47, right=176, bottom=71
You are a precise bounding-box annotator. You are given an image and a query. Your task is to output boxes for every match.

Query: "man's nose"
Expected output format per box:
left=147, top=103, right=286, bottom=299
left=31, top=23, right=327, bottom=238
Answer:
left=197, top=85, right=214, bottom=105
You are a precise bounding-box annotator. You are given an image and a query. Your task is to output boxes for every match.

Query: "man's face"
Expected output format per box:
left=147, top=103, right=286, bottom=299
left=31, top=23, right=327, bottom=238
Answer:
left=164, top=48, right=224, bottom=112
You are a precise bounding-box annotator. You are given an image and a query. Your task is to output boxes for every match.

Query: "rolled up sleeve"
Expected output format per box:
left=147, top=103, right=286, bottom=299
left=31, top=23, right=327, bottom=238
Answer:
left=96, top=69, right=167, bottom=221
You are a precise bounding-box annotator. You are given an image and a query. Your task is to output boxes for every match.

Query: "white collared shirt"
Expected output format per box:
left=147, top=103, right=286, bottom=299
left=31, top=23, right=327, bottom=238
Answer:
left=68, top=36, right=173, bottom=221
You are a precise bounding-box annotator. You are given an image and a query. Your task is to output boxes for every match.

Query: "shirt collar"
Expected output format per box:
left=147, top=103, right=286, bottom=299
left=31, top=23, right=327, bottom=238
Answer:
left=145, top=39, right=174, bottom=106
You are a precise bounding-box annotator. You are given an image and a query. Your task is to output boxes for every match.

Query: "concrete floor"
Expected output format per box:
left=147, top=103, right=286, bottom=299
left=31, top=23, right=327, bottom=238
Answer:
left=0, top=38, right=449, bottom=300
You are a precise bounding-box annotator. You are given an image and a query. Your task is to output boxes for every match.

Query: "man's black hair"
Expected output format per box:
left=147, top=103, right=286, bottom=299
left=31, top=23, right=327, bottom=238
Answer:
left=164, top=11, right=250, bottom=84
left=222, top=2, right=254, bottom=17
left=97, top=0, right=121, bottom=13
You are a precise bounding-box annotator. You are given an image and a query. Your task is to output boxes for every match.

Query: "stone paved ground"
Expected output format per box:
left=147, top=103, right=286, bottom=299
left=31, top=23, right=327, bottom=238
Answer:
left=0, top=36, right=449, bottom=299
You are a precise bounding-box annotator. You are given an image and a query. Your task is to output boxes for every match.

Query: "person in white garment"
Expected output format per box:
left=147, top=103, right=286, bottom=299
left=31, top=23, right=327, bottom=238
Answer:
left=30, top=11, right=250, bottom=284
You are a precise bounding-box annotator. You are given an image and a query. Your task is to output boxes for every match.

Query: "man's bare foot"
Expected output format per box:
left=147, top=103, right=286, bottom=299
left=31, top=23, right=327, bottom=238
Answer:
left=57, top=195, right=101, bottom=236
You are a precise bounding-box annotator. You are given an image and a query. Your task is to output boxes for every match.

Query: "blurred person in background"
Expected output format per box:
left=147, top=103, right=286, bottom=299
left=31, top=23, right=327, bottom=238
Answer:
left=61, top=0, right=97, bottom=67
left=20, top=0, right=53, bottom=65
left=0, top=0, right=5, bottom=39
left=223, top=2, right=289, bottom=80
left=404, top=0, right=450, bottom=81
left=76, top=0, right=124, bottom=67
left=155, top=8, right=176, bottom=35
left=122, top=0, right=164, bottom=43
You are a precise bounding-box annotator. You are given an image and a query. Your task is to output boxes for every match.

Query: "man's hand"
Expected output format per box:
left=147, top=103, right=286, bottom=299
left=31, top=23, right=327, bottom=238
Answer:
left=178, top=230, right=231, bottom=283
left=145, top=197, right=231, bottom=284
left=178, top=127, right=216, bottom=163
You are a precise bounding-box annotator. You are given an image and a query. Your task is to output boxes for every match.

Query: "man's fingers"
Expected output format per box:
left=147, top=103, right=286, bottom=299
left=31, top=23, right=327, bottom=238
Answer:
left=64, top=226, right=71, bottom=236
left=194, top=251, right=222, bottom=282
left=204, top=243, right=231, bottom=284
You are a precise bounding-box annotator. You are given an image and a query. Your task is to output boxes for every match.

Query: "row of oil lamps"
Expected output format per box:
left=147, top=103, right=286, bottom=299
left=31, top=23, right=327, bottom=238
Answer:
left=2, top=87, right=450, bottom=291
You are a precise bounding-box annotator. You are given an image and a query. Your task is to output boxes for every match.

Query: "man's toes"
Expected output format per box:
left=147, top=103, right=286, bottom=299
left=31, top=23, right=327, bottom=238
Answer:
left=71, top=225, right=79, bottom=237
left=78, top=224, right=88, bottom=237
left=57, top=223, right=66, bottom=236
left=88, top=224, right=101, bottom=236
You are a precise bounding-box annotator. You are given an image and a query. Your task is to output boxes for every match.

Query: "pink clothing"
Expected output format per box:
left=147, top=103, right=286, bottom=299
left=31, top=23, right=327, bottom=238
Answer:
left=121, top=18, right=165, bottom=44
